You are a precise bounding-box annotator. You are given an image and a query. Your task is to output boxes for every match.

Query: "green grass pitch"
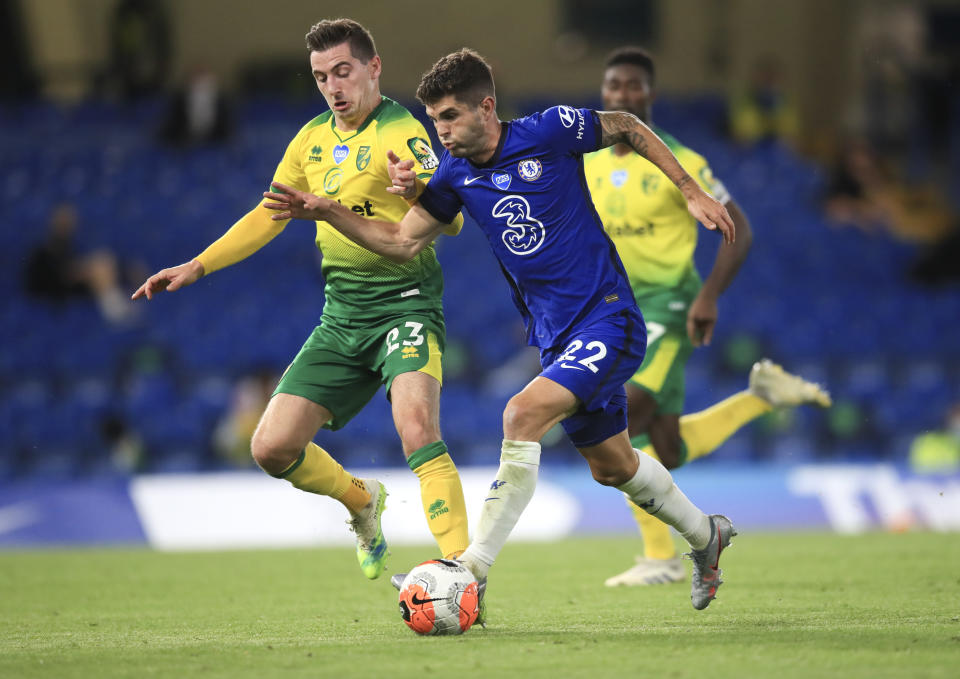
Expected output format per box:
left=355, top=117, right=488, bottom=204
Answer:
left=1, top=532, right=957, bottom=678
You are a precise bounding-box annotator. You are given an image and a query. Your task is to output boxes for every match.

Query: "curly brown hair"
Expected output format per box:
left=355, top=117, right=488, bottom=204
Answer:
left=416, top=48, right=495, bottom=107
left=305, top=18, right=376, bottom=63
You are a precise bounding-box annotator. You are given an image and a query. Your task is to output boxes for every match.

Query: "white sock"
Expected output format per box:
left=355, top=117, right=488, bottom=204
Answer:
left=618, top=448, right=711, bottom=549
left=459, top=439, right=541, bottom=580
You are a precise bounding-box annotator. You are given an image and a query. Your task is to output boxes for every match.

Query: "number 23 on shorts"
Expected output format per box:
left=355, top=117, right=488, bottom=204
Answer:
left=385, top=321, right=425, bottom=356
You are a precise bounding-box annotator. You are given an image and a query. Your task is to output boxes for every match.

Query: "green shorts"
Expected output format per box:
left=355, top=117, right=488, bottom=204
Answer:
left=629, top=283, right=698, bottom=415
left=274, top=311, right=445, bottom=430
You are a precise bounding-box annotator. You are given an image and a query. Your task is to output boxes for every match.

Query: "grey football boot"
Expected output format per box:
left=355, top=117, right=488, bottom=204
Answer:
left=687, top=514, right=736, bottom=610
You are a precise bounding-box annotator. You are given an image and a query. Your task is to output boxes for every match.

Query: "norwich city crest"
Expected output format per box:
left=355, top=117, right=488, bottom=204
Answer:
left=642, top=173, right=660, bottom=194
left=356, top=145, right=371, bottom=171
left=406, top=137, right=439, bottom=170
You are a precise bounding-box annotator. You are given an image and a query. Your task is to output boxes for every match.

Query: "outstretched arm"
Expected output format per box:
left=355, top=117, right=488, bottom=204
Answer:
left=597, top=110, right=735, bottom=244
left=131, top=202, right=287, bottom=300
left=132, top=259, right=205, bottom=300
left=263, top=182, right=447, bottom=263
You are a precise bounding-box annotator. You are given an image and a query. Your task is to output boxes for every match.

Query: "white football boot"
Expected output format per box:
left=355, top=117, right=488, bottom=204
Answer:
left=749, top=359, right=832, bottom=408
left=604, top=556, right=685, bottom=587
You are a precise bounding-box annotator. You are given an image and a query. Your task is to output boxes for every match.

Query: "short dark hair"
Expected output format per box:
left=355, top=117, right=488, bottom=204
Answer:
left=305, top=18, right=376, bottom=63
left=416, top=48, right=495, bottom=107
left=605, top=46, right=655, bottom=86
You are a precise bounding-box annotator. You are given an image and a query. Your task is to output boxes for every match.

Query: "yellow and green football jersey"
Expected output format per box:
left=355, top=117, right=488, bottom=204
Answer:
left=583, top=128, right=729, bottom=300
left=272, top=96, right=456, bottom=320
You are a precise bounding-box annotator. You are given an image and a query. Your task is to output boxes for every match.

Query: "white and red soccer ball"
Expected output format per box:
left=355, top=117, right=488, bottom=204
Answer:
left=397, top=559, right=480, bottom=636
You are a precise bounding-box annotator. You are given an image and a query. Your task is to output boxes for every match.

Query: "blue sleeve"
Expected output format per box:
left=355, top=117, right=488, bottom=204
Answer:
left=535, top=106, right=602, bottom=155
left=417, top=156, right=462, bottom=224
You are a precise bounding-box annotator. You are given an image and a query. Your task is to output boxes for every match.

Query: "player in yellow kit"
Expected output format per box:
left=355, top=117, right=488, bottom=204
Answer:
left=585, top=47, right=831, bottom=586
left=132, top=19, right=469, bottom=579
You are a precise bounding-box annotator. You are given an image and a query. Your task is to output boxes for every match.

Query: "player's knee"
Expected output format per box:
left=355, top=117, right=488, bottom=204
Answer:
left=583, top=443, right=640, bottom=487
left=502, top=395, right=546, bottom=441
left=588, top=461, right=631, bottom=487
left=396, top=418, right=440, bottom=457
left=250, top=431, right=299, bottom=475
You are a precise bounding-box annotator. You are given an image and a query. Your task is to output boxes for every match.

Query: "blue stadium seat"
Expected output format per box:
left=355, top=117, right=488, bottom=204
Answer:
left=2, top=95, right=958, bottom=473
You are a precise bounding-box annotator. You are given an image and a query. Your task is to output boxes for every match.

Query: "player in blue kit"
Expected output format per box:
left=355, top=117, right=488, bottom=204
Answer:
left=263, top=49, right=737, bottom=612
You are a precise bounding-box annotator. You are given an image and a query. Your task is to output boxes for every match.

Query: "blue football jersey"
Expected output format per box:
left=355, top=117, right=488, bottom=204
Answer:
left=419, top=105, right=637, bottom=350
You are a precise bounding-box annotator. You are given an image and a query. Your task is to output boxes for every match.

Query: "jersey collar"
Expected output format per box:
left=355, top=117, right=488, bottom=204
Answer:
left=330, top=96, right=388, bottom=142
left=470, top=121, right=509, bottom=169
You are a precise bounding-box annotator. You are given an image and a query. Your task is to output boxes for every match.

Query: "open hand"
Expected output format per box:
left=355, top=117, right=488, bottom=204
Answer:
left=685, top=190, right=735, bottom=244
left=687, top=292, right=718, bottom=347
left=131, top=259, right=204, bottom=300
left=263, top=182, right=330, bottom=221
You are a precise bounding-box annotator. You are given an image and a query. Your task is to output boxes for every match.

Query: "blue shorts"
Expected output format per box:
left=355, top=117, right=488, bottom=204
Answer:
left=539, top=308, right=647, bottom=448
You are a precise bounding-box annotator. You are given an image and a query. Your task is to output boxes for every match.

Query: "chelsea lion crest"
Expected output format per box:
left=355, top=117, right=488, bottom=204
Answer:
left=518, top=158, right=542, bottom=182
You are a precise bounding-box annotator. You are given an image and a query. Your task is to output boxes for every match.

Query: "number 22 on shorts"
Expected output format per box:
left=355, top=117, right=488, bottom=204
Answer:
left=557, top=339, right=608, bottom=373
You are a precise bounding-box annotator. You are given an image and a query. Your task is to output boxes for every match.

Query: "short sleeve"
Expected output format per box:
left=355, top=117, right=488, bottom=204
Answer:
left=687, top=156, right=730, bottom=205
left=679, top=150, right=731, bottom=205
left=534, top=105, right=602, bottom=155
left=417, top=156, right=462, bottom=225
left=697, top=163, right=730, bottom=204
left=378, top=117, right=441, bottom=182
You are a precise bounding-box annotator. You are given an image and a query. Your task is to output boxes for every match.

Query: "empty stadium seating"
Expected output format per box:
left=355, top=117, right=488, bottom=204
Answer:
left=1, top=94, right=957, bottom=479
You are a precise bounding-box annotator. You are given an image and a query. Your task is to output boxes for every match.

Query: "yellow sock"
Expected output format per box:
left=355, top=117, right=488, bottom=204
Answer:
left=408, top=441, right=469, bottom=559
left=626, top=445, right=678, bottom=560
left=680, top=391, right=772, bottom=462
left=273, top=442, right=370, bottom=514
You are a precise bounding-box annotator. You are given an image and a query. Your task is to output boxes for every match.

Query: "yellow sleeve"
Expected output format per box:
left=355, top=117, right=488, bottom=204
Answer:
left=677, top=148, right=730, bottom=204
left=195, top=126, right=314, bottom=275
left=380, top=118, right=440, bottom=182
left=194, top=203, right=287, bottom=275
left=271, top=125, right=310, bottom=191
left=442, top=212, right=464, bottom=236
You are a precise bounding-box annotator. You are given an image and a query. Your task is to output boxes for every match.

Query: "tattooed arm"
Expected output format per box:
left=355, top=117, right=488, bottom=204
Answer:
left=598, top=110, right=693, bottom=190
left=597, top=110, right=735, bottom=243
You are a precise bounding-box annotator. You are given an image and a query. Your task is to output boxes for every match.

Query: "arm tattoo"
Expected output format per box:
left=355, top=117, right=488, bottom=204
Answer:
left=599, top=111, right=649, bottom=157
left=599, top=110, right=692, bottom=190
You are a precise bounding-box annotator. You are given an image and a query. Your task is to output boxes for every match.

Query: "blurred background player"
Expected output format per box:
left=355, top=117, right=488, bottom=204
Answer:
left=158, top=63, right=234, bottom=147
left=727, top=55, right=799, bottom=148
left=585, top=47, right=831, bottom=587
left=24, top=202, right=139, bottom=325
left=265, top=48, right=739, bottom=612
left=132, top=19, right=469, bottom=579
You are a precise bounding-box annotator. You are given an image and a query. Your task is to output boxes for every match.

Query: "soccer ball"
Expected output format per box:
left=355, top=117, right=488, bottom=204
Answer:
left=397, top=558, right=480, bottom=636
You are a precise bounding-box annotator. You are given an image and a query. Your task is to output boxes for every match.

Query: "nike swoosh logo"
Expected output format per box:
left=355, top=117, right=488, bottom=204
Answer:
left=560, top=363, right=585, bottom=371
left=463, top=176, right=482, bottom=185
left=712, top=526, right=724, bottom=568
left=410, top=593, right=443, bottom=605
left=484, top=497, right=501, bottom=502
